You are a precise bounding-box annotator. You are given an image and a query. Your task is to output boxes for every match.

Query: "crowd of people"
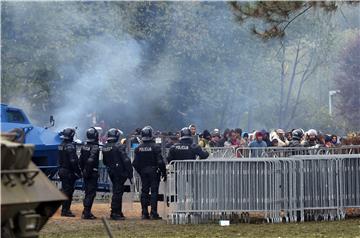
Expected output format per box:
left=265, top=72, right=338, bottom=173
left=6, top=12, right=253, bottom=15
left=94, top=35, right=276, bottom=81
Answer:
left=194, top=126, right=340, bottom=148
left=124, top=124, right=359, bottom=150
left=58, top=124, right=359, bottom=221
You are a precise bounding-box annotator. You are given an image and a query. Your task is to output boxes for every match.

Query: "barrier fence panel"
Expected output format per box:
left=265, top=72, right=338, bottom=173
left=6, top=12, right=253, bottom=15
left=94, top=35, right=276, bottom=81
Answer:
left=293, top=155, right=360, bottom=211
left=235, top=146, right=360, bottom=158
left=299, top=157, right=342, bottom=221
left=166, top=155, right=360, bottom=224
left=342, top=156, right=360, bottom=208
left=205, top=147, right=236, bottom=159
left=123, top=145, right=360, bottom=160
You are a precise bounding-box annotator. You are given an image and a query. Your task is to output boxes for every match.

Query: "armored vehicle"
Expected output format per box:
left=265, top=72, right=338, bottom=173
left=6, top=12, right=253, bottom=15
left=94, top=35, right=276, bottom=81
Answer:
left=1, top=103, right=61, bottom=168
left=1, top=134, right=66, bottom=237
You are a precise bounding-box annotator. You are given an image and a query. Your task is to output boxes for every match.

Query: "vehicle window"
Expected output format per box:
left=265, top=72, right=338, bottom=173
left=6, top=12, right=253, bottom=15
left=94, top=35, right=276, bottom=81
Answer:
left=6, top=110, right=26, bottom=123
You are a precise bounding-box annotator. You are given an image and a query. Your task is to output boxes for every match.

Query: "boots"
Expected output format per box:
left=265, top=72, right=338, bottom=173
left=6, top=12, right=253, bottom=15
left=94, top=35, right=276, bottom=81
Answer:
left=141, top=197, right=150, bottom=219
left=61, top=210, right=75, bottom=217
left=110, top=210, right=125, bottom=220
left=110, top=213, right=125, bottom=220
left=150, top=200, right=161, bottom=220
left=82, top=212, right=96, bottom=219
left=141, top=212, right=150, bottom=220
left=150, top=212, right=162, bottom=220
left=82, top=208, right=96, bottom=220
left=141, top=206, right=150, bottom=220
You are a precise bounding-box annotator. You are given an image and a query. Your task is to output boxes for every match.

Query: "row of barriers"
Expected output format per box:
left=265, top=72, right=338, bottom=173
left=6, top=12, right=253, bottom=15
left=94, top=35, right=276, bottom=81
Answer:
left=234, top=146, right=360, bottom=158
left=129, top=145, right=360, bottom=160
left=203, top=145, right=360, bottom=159
left=42, top=146, right=360, bottom=223
left=165, top=155, right=360, bottom=224
left=82, top=145, right=359, bottom=161
left=43, top=146, right=360, bottom=197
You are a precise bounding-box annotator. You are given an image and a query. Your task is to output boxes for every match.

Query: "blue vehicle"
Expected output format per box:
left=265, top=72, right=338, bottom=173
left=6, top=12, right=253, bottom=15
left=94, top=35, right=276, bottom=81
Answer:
left=0, top=103, right=61, bottom=170
left=0, top=104, right=121, bottom=192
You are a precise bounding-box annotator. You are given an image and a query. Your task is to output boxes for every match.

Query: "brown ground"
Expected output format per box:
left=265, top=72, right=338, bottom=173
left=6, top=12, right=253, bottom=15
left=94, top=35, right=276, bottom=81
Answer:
left=50, top=201, right=165, bottom=220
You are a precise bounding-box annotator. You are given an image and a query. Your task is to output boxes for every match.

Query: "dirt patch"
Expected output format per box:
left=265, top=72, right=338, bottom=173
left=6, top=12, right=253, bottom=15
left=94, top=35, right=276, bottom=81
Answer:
left=51, top=201, right=167, bottom=219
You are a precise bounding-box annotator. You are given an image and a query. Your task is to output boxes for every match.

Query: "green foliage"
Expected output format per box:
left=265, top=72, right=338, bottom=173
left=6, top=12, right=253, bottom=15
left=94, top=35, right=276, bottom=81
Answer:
left=229, top=1, right=357, bottom=39
left=1, top=2, right=359, bottom=132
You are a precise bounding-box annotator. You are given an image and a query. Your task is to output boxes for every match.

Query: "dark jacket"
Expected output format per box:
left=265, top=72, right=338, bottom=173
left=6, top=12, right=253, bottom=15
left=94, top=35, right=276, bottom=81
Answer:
left=218, top=137, right=228, bottom=147
left=288, top=140, right=303, bottom=147
left=166, top=138, right=209, bottom=163
left=103, top=142, right=133, bottom=179
left=79, top=143, right=100, bottom=179
left=132, top=141, right=166, bottom=176
left=58, top=141, right=81, bottom=178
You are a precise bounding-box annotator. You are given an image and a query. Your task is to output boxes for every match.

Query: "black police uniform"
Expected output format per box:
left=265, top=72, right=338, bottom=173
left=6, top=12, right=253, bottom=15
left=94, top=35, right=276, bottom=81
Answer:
left=167, top=138, right=209, bottom=162
left=288, top=140, right=302, bottom=147
left=103, top=141, right=133, bottom=219
left=166, top=128, right=209, bottom=211
left=132, top=140, right=166, bottom=219
left=79, top=142, right=100, bottom=219
left=58, top=140, right=81, bottom=216
left=288, top=129, right=304, bottom=148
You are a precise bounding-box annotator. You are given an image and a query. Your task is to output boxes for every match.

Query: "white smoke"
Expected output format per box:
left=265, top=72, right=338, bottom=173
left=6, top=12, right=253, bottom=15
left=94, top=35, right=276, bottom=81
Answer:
left=54, top=35, right=143, bottom=133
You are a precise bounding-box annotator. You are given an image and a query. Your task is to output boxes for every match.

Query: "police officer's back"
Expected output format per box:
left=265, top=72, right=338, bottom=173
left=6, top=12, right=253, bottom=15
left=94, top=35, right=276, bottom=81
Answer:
left=102, top=128, right=133, bottom=220
left=132, top=126, right=166, bottom=220
left=287, top=129, right=306, bottom=156
left=167, top=127, right=209, bottom=163
left=58, top=128, right=81, bottom=217
left=288, top=129, right=304, bottom=147
left=79, top=127, right=100, bottom=219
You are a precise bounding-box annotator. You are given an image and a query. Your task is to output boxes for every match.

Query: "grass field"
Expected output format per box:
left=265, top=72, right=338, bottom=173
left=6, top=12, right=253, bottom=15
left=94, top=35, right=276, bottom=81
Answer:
left=40, top=202, right=360, bottom=238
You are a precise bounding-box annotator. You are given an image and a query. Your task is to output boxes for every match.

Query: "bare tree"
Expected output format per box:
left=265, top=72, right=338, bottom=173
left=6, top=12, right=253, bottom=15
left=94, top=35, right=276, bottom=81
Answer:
left=277, top=40, right=325, bottom=129
left=335, top=37, right=360, bottom=131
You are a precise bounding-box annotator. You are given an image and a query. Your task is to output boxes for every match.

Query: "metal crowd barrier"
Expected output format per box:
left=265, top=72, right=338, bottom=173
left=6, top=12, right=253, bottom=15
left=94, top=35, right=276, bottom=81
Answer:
left=127, top=147, right=236, bottom=198
left=235, top=146, right=360, bottom=158
left=130, top=145, right=360, bottom=160
left=41, top=145, right=360, bottom=204
left=205, top=147, right=236, bottom=159
left=166, top=155, right=360, bottom=224
left=40, top=165, right=114, bottom=192
left=129, top=147, right=237, bottom=161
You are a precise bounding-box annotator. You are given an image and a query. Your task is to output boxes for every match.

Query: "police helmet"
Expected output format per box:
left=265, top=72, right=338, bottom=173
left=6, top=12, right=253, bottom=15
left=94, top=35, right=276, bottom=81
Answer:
left=60, top=128, right=75, bottom=141
left=211, top=129, right=221, bottom=137
left=292, top=129, right=304, bottom=141
left=86, top=127, right=99, bottom=142
left=141, top=126, right=153, bottom=142
left=107, top=128, right=120, bottom=142
left=180, top=127, right=192, bottom=140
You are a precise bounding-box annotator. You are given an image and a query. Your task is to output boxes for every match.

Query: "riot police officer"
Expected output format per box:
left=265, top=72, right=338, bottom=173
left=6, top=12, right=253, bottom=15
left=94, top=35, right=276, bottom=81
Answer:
left=103, top=128, right=133, bottom=220
left=288, top=129, right=304, bottom=147
left=167, top=127, right=209, bottom=163
left=132, top=126, right=166, bottom=220
left=79, top=127, right=100, bottom=219
left=58, top=128, right=81, bottom=217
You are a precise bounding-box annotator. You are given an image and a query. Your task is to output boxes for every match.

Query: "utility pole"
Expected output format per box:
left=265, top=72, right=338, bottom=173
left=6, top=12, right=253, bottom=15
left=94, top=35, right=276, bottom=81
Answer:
left=329, top=90, right=340, bottom=116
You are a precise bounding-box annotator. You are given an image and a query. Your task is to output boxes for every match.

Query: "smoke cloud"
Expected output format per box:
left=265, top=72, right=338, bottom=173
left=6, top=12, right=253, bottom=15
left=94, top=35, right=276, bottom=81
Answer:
left=54, top=35, right=143, bottom=132
left=2, top=2, right=359, bottom=136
